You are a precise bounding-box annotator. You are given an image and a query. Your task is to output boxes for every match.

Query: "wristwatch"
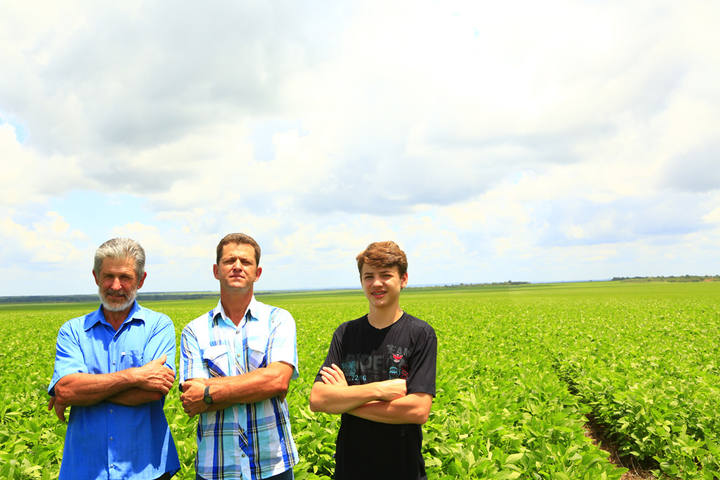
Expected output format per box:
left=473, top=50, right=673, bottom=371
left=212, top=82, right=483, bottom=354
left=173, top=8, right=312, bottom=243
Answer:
left=203, top=385, right=213, bottom=405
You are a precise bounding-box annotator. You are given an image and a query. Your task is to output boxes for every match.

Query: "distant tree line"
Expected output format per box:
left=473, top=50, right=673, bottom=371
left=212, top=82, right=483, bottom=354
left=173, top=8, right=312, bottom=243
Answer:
left=0, top=292, right=219, bottom=304
left=611, top=275, right=720, bottom=282
left=443, top=281, right=530, bottom=288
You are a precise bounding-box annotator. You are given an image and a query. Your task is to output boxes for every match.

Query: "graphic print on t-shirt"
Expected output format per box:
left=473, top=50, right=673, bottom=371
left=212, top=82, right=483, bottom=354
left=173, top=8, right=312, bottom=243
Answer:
left=341, top=344, right=410, bottom=383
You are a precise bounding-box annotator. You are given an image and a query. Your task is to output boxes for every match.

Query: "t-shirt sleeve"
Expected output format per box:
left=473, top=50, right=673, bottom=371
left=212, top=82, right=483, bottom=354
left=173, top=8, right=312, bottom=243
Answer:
left=267, top=308, right=299, bottom=379
left=48, top=319, right=89, bottom=396
left=314, top=326, right=344, bottom=383
left=406, top=324, right=437, bottom=396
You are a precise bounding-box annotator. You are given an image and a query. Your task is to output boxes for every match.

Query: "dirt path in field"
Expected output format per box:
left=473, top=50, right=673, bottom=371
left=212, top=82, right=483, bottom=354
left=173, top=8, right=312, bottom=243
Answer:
left=583, top=415, right=656, bottom=480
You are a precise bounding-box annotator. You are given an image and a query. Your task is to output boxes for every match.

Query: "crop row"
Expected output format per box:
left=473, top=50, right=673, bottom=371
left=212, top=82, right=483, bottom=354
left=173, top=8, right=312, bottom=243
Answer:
left=550, top=292, right=720, bottom=479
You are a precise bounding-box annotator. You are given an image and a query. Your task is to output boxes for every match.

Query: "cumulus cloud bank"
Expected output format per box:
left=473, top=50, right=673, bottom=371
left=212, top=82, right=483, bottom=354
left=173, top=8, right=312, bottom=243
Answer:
left=1, top=0, right=719, bottom=295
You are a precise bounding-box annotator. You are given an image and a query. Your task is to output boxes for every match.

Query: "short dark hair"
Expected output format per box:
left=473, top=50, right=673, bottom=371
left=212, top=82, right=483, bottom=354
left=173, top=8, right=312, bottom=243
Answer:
left=216, top=233, right=261, bottom=265
left=356, top=241, right=408, bottom=277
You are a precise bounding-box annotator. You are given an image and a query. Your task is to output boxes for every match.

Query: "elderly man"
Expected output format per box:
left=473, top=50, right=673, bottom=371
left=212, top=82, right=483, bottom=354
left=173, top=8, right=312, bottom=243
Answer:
left=180, top=233, right=299, bottom=480
left=48, top=238, right=180, bottom=480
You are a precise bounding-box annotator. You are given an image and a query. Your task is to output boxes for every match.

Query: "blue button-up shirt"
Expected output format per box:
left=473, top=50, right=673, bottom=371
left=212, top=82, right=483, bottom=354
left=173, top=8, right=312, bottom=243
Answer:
left=180, top=297, right=299, bottom=480
left=48, top=302, right=180, bottom=480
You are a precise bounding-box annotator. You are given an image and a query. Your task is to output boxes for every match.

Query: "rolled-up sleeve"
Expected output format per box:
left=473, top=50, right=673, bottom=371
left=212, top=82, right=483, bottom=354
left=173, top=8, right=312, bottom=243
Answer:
left=267, top=308, right=299, bottom=379
left=48, top=319, right=88, bottom=396
left=180, top=323, right=207, bottom=383
left=144, top=314, right=177, bottom=373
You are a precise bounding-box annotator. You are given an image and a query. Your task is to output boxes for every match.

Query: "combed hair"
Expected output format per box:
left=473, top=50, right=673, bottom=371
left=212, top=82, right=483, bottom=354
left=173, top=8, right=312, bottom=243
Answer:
left=356, top=241, right=408, bottom=277
left=216, top=233, right=261, bottom=265
left=93, top=238, right=146, bottom=278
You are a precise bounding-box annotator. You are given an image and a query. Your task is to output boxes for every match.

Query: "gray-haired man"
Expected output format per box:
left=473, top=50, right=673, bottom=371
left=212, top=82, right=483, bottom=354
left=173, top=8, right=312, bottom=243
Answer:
left=48, top=238, right=180, bottom=480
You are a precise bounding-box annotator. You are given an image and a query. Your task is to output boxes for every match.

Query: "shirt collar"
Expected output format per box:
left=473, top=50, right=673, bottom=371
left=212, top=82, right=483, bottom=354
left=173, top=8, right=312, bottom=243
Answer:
left=84, top=301, right=144, bottom=331
left=212, top=296, right=267, bottom=325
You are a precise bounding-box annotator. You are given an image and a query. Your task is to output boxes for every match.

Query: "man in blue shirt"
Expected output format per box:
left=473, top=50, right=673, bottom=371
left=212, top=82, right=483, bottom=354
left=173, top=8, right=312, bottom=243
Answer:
left=180, top=233, right=299, bottom=480
left=48, top=238, right=180, bottom=480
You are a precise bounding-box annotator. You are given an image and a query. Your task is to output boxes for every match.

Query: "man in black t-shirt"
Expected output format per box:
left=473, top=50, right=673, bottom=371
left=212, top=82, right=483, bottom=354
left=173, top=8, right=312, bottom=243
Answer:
left=309, top=241, right=437, bottom=480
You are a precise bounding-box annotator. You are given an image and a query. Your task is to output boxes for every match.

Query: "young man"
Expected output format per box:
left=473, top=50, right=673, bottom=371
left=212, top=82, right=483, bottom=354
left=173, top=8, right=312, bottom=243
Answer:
left=48, top=238, right=180, bottom=480
left=180, top=233, right=299, bottom=480
left=309, top=241, right=437, bottom=480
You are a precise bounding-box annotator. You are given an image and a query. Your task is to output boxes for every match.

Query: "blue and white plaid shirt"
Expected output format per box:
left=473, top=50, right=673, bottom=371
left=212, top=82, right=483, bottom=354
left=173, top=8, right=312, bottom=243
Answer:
left=180, top=297, right=299, bottom=480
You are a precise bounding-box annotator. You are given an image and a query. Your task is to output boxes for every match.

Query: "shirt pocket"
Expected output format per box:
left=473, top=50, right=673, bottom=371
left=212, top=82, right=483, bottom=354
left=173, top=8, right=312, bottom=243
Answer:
left=118, top=349, right=144, bottom=369
left=203, top=344, right=231, bottom=377
left=246, top=338, right=268, bottom=370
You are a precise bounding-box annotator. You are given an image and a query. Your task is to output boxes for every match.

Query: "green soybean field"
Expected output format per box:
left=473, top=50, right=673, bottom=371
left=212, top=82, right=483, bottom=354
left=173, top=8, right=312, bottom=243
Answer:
left=1, top=281, right=719, bottom=479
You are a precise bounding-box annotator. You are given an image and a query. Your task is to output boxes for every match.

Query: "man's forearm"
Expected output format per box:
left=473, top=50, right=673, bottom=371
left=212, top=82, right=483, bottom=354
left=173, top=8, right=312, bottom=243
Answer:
left=53, top=371, right=139, bottom=406
left=309, top=382, right=391, bottom=414
left=205, top=363, right=291, bottom=405
left=348, top=393, right=433, bottom=424
left=107, top=388, right=164, bottom=406
left=54, top=354, right=174, bottom=406
left=181, top=362, right=293, bottom=417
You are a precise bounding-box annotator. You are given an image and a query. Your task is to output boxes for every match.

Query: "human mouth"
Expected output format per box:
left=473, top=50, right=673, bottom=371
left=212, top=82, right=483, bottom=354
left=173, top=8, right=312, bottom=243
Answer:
left=105, top=290, right=127, bottom=300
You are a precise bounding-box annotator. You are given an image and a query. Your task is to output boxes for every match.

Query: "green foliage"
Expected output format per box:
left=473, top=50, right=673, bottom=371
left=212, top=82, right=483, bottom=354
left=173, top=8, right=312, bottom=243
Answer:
left=2, top=281, right=719, bottom=478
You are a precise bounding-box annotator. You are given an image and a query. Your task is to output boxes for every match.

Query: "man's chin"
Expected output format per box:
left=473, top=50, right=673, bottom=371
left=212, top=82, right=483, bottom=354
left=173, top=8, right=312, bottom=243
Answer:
left=100, top=295, right=136, bottom=312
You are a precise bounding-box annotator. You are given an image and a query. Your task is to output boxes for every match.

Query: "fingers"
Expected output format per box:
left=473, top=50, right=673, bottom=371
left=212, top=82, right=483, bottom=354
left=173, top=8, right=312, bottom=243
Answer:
left=179, top=380, right=204, bottom=417
left=49, top=397, right=67, bottom=422
left=149, top=354, right=167, bottom=365
left=320, top=367, right=340, bottom=384
left=330, top=364, right=346, bottom=380
left=55, top=403, right=67, bottom=423
left=320, top=364, right=348, bottom=386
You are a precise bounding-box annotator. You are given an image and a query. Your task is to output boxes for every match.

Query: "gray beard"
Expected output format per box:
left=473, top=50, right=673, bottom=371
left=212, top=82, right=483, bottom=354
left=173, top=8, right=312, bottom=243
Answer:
left=98, top=288, right=137, bottom=312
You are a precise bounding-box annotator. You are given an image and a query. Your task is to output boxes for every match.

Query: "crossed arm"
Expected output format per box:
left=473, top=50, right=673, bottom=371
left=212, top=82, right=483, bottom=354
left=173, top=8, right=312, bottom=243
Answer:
left=49, top=355, right=175, bottom=422
left=180, top=361, right=294, bottom=417
left=309, top=364, right=432, bottom=425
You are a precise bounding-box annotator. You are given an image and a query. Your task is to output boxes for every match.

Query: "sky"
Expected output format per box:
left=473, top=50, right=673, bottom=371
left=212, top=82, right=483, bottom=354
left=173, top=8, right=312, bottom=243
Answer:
left=1, top=1, right=719, bottom=296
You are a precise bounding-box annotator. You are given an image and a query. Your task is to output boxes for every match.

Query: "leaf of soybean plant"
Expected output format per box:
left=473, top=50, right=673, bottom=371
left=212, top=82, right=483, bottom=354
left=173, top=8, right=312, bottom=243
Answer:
left=505, top=452, right=524, bottom=464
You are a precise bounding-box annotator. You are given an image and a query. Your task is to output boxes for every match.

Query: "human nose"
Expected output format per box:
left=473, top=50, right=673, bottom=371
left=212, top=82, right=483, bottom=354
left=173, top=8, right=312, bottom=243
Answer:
left=110, top=277, right=123, bottom=290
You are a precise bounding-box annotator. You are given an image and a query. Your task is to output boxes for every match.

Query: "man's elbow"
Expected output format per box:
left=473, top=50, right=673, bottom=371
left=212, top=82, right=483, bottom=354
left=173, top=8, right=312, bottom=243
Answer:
left=409, top=396, right=432, bottom=424
left=308, top=384, right=330, bottom=413
left=53, top=382, right=75, bottom=405
left=266, top=371, right=291, bottom=398
left=412, top=408, right=430, bottom=425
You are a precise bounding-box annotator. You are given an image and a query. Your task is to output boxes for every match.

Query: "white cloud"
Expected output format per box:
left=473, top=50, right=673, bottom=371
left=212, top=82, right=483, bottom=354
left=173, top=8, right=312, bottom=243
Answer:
left=1, top=1, right=720, bottom=294
left=0, top=210, right=87, bottom=266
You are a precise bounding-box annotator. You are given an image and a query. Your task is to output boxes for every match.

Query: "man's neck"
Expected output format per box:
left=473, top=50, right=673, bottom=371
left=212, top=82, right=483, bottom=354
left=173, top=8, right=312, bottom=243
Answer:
left=103, top=307, right=132, bottom=331
left=367, top=305, right=403, bottom=329
left=220, top=289, right=254, bottom=326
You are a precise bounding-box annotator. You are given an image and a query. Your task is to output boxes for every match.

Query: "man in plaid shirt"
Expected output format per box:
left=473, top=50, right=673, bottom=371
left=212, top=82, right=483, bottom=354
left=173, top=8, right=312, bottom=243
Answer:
left=180, top=233, right=299, bottom=480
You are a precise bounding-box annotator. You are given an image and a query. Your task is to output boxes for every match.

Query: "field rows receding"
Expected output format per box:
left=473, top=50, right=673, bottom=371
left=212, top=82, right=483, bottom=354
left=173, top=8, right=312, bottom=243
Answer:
left=0, top=282, right=718, bottom=479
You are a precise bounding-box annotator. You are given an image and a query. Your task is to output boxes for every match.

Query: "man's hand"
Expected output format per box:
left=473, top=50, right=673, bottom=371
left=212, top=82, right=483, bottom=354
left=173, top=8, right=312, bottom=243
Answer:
left=48, top=396, right=68, bottom=423
left=320, top=363, right=406, bottom=401
left=374, top=379, right=407, bottom=401
left=133, top=354, right=175, bottom=394
left=180, top=378, right=209, bottom=417
left=320, top=364, right=348, bottom=386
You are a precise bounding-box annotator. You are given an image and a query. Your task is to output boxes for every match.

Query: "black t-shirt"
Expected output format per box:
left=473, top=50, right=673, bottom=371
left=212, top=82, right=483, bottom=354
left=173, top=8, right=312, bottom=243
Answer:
left=315, top=312, right=437, bottom=480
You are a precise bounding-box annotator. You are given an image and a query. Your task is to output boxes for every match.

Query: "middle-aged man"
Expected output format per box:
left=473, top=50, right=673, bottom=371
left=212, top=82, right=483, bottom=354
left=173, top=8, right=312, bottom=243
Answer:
left=180, top=233, right=299, bottom=480
left=48, top=237, right=180, bottom=480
